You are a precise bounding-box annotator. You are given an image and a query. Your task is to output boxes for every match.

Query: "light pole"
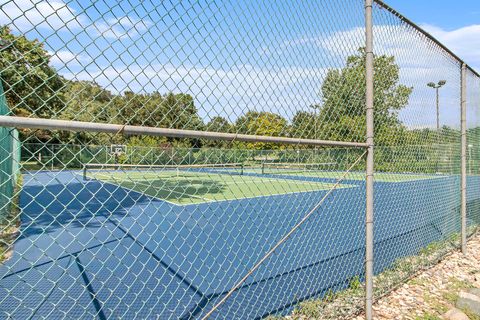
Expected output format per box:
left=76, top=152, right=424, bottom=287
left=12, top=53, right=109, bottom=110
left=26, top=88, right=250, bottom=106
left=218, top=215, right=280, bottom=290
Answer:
left=468, top=144, right=473, bottom=175
left=311, top=103, right=320, bottom=161
left=427, top=80, right=446, bottom=131
left=427, top=80, right=446, bottom=173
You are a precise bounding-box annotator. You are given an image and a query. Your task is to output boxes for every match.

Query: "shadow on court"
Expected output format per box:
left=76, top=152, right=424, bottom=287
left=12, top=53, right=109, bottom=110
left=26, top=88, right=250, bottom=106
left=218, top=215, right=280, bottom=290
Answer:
left=116, top=177, right=227, bottom=202
left=0, top=171, right=479, bottom=319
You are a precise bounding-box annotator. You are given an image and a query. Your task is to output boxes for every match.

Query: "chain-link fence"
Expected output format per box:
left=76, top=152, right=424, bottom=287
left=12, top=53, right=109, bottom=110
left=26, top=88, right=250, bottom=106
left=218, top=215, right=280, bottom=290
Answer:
left=0, top=0, right=478, bottom=319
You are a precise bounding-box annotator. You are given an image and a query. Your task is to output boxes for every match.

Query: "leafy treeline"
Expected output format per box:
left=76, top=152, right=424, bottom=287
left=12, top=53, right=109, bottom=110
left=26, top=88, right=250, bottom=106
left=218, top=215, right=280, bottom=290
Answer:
left=0, top=26, right=467, bottom=157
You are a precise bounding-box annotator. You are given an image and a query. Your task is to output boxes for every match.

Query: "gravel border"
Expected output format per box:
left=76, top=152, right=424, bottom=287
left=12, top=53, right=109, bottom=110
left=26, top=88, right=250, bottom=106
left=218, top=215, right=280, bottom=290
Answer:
left=354, top=232, right=480, bottom=319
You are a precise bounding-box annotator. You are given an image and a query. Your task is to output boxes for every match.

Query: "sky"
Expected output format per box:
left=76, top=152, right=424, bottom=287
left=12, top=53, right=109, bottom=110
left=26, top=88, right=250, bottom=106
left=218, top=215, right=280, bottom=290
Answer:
left=0, top=0, right=479, bottom=129
left=384, top=0, right=480, bottom=71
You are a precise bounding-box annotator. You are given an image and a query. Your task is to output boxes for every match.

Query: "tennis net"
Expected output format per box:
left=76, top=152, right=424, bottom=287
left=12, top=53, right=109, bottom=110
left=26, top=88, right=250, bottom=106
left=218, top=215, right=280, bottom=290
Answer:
left=83, top=162, right=244, bottom=180
left=261, top=162, right=337, bottom=175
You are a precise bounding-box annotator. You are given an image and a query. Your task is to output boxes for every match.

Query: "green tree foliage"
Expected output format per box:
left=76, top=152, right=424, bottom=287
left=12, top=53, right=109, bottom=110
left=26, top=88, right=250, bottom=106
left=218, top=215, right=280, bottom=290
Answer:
left=59, top=83, right=205, bottom=146
left=206, top=116, right=232, bottom=133
left=235, top=111, right=288, bottom=150
left=125, top=136, right=168, bottom=165
left=119, top=91, right=204, bottom=148
left=61, top=81, right=115, bottom=123
left=59, top=80, right=118, bottom=144
left=316, top=48, right=412, bottom=145
left=112, top=91, right=203, bottom=130
left=0, top=26, right=66, bottom=141
left=0, top=26, right=65, bottom=118
left=290, top=106, right=320, bottom=140
left=203, top=116, right=233, bottom=148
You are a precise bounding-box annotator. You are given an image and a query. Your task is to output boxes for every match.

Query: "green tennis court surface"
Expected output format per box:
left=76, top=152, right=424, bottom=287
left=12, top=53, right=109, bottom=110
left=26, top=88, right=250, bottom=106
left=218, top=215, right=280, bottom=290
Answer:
left=86, top=168, right=355, bottom=205
left=246, top=166, right=448, bottom=182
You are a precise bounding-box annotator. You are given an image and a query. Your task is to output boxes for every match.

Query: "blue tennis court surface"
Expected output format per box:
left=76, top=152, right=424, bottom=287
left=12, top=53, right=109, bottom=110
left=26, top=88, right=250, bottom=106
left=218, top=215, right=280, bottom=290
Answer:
left=1, top=170, right=479, bottom=318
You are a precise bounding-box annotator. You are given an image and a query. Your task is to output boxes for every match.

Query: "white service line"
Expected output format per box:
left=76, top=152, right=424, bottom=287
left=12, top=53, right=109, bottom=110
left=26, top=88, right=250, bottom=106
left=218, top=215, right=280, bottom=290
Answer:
left=95, top=171, right=343, bottom=187
left=82, top=171, right=357, bottom=206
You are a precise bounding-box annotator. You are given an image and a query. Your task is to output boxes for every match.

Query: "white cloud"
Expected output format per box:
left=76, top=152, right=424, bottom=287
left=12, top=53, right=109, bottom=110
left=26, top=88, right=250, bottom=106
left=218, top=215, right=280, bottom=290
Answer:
left=0, top=0, right=152, bottom=40
left=92, top=16, right=153, bottom=39
left=48, top=50, right=89, bottom=68
left=421, top=24, right=480, bottom=70
left=4, top=0, right=473, bottom=127
left=0, top=0, right=86, bottom=31
left=298, top=25, right=465, bottom=129
left=62, top=63, right=330, bottom=120
left=58, top=23, right=466, bottom=124
left=320, top=25, right=444, bottom=68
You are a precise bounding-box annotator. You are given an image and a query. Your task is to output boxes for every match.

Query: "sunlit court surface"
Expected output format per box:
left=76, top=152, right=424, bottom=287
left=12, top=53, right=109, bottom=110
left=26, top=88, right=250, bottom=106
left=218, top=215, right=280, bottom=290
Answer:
left=2, top=155, right=476, bottom=318
left=83, top=163, right=358, bottom=205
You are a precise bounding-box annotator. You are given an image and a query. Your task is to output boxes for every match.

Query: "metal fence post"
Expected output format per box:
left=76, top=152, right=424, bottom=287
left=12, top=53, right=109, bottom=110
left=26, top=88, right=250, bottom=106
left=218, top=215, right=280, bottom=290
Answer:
left=461, top=63, right=467, bottom=254
left=365, top=0, right=375, bottom=318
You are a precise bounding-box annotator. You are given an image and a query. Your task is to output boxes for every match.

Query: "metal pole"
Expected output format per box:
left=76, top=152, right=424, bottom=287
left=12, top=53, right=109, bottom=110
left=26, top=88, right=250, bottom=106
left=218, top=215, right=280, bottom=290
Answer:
left=436, top=87, right=440, bottom=131
left=0, top=115, right=368, bottom=149
left=436, top=87, right=440, bottom=173
left=365, top=0, right=374, bottom=318
left=461, top=63, right=467, bottom=254
left=469, top=145, right=472, bottom=175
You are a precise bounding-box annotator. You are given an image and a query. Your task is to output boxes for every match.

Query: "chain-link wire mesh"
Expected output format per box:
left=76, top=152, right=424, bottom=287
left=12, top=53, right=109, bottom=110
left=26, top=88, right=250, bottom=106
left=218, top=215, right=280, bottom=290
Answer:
left=0, top=80, right=12, bottom=223
left=369, top=0, right=479, bottom=303
left=0, top=0, right=478, bottom=319
left=466, top=70, right=480, bottom=237
left=0, top=78, right=19, bottom=226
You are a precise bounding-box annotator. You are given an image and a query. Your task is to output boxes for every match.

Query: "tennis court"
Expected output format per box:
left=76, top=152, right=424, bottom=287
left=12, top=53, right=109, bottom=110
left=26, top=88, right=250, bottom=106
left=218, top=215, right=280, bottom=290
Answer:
left=2, top=161, right=477, bottom=319
left=83, top=163, right=356, bottom=205
left=248, top=162, right=449, bottom=183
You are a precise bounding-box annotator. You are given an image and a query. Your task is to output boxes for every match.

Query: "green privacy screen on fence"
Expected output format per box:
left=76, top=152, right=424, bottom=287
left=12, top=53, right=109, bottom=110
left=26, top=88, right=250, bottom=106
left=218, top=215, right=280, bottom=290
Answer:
left=0, top=79, right=17, bottom=224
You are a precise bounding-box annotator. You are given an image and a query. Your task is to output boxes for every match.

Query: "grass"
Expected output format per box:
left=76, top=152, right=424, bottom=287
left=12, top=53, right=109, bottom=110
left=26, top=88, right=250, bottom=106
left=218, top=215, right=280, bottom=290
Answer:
left=271, top=226, right=480, bottom=320
left=0, top=174, right=22, bottom=264
left=442, top=277, right=474, bottom=304
left=87, top=169, right=355, bottom=205
left=414, top=314, right=442, bottom=320
left=463, top=307, right=480, bottom=320
left=416, top=277, right=478, bottom=320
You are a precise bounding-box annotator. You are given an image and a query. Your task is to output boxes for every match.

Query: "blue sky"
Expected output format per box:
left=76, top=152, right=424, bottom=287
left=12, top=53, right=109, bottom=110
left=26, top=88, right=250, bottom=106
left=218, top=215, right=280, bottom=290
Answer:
left=385, top=0, right=480, bottom=70
left=384, top=0, right=480, bottom=128
left=386, top=0, right=480, bottom=30
left=0, top=0, right=479, bottom=129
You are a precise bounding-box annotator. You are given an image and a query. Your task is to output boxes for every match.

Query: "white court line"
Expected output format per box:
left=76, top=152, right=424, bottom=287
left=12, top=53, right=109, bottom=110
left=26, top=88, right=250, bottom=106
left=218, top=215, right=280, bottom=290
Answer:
left=89, top=172, right=353, bottom=198
left=81, top=171, right=357, bottom=207
left=93, top=175, right=217, bottom=203
left=95, top=171, right=340, bottom=187
left=77, top=173, right=179, bottom=206
left=103, top=174, right=355, bottom=203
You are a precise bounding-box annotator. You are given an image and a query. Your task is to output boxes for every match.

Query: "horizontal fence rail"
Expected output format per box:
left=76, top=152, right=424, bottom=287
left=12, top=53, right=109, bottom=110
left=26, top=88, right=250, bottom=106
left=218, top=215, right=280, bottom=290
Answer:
left=0, top=116, right=369, bottom=148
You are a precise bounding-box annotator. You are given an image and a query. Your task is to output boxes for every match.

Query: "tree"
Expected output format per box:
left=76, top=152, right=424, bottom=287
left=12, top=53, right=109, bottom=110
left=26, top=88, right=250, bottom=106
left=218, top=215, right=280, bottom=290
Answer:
left=119, top=91, right=204, bottom=148
left=0, top=26, right=65, bottom=118
left=59, top=80, right=118, bottom=144
left=61, top=81, right=116, bottom=122
left=117, top=91, right=203, bottom=129
left=235, top=111, right=288, bottom=150
left=0, top=26, right=66, bottom=142
left=291, top=105, right=321, bottom=141
left=203, top=116, right=233, bottom=148
left=317, top=48, right=412, bottom=145
left=126, top=135, right=167, bottom=165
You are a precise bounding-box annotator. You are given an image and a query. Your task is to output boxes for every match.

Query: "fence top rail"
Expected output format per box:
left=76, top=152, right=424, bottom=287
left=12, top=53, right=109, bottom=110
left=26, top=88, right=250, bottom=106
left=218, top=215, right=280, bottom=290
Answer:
left=374, top=0, right=480, bottom=78
left=0, top=116, right=368, bottom=149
